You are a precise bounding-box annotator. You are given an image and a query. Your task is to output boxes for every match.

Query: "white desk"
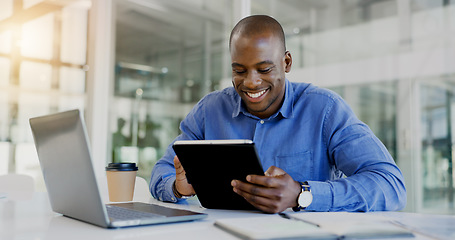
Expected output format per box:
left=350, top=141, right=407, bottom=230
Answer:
left=0, top=192, right=252, bottom=240
left=1, top=191, right=454, bottom=240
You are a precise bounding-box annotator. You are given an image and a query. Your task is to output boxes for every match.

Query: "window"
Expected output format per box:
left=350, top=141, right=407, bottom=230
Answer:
left=111, top=0, right=232, bottom=181
left=0, top=0, right=90, bottom=190
left=250, top=0, right=455, bottom=213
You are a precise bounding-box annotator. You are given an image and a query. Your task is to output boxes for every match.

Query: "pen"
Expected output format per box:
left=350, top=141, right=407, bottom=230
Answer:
left=278, top=212, right=321, bottom=227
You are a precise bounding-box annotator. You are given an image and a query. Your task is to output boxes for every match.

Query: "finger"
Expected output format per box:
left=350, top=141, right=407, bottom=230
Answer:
left=173, top=156, right=196, bottom=196
left=232, top=180, right=277, bottom=199
left=173, top=155, right=182, bottom=169
left=264, top=166, right=286, bottom=177
left=173, top=156, right=186, bottom=176
left=232, top=181, right=282, bottom=213
left=234, top=189, right=271, bottom=210
left=173, top=156, right=189, bottom=184
left=246, top=174, right=287, bottom=188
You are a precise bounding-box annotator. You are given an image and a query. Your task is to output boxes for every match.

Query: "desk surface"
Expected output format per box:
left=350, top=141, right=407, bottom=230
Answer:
left=1, top=192, right=454, bottom=240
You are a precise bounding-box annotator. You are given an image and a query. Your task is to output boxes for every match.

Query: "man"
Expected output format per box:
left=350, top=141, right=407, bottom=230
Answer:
left=150, top=15, right=406, bottom=213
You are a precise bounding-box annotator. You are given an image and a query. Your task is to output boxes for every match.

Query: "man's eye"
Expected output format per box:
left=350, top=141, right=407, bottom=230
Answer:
left=233, top=69, right=246, bottom=74
left=258, top=68, right=271, bottom=74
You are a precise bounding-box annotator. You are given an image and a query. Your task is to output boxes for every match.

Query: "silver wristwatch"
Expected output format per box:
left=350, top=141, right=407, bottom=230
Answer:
left=292, top=181, right=313, bottom=211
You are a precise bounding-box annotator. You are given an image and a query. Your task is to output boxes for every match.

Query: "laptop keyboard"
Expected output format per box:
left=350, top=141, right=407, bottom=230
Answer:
left=106, top=205, right=164, bottom=221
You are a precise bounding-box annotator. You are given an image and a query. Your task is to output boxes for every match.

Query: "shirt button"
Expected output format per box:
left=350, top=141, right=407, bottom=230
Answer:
left=260, top=120, right=264, bottom=124
left=171, top=197, right=175, bottom=201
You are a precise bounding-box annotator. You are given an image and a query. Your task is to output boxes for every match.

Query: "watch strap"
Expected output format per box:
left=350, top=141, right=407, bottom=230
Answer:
left=292, top=181, right=311, bottom=212
left=172, top=180, right=195, bottom=199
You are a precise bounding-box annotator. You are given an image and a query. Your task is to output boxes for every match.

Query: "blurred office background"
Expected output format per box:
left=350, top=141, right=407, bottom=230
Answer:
left=0, top=0, right=454, bottom=214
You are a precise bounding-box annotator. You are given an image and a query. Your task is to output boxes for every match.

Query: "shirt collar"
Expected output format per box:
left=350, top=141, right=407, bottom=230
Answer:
left=232, top=79, right=294, bottom=119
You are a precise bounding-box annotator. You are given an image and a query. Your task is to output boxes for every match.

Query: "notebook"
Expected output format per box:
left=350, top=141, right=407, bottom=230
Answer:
left=29, top=109, right=207, bottom=228
left=215, top=213, right=414, bottom=240
left=173, top=139, right=264, bottom=210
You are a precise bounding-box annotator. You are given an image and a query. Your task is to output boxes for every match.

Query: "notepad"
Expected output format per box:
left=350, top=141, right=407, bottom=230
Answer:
left=215, top=215, right=337, bottom=240
left=288, top=212, right=414, bottom=239
left=214, top=213, right=414, bottom=240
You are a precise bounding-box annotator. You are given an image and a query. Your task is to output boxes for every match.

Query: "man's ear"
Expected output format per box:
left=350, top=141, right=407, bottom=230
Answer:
left=284, top=51, right=292, bottom=73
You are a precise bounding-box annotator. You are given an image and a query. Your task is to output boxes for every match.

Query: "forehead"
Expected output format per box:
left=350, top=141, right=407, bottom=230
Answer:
left=230, top=34, right=283, bottom=64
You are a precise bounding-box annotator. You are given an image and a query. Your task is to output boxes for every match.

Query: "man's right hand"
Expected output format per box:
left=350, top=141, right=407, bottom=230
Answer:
left=173, top=156, right=195, bottom=197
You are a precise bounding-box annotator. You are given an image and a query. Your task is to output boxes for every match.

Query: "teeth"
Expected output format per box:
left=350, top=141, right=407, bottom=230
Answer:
left=247, top=90, right=266, bottom=99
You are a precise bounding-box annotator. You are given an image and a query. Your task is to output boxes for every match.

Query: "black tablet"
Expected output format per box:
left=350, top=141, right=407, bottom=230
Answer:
left=172, top=139, right=264, bottom=210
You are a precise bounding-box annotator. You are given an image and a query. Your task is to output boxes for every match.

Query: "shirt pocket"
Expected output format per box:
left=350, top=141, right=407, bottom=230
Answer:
left=275, top=151, right=313, bottom=181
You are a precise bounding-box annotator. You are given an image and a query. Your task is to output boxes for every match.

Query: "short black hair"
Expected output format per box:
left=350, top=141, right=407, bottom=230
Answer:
left=229, top=15, right=286, bottom=53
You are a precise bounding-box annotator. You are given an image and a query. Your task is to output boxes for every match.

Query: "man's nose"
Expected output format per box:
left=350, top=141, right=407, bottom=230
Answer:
left=244, top=71, right=261, bottom=87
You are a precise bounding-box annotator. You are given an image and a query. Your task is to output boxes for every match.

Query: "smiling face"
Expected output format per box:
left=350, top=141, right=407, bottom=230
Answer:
left=231, top=31, right=292, bottom=119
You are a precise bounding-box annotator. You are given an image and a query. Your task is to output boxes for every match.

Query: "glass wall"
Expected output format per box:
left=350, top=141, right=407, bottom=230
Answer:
left=0, top=0, right=90, bottom=191
left=248, top=0, right=455, bottom=213
left=111, top=0, right=232, bottom=181
left=420, top=80, right=455, bottom=213
left=333, top=82, right=398, bottom=160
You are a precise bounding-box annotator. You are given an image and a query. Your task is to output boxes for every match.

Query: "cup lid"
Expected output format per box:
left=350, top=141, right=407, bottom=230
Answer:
left=106, top=162, right=138, bottom=171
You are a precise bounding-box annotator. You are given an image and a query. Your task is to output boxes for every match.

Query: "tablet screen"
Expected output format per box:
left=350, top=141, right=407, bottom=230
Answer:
left=173, top=139, right=264, bottom=210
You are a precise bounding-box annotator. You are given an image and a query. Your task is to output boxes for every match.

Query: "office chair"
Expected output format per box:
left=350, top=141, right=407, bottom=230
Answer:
left=133, top=176, right=152, bottom=202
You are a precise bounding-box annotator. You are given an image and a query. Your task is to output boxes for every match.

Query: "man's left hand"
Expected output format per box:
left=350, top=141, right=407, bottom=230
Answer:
left=231, top=166, right=302, bottom=213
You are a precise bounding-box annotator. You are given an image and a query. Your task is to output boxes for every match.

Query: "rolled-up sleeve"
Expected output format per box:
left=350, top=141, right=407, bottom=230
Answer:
left=149, top=149, right=179, bottom=202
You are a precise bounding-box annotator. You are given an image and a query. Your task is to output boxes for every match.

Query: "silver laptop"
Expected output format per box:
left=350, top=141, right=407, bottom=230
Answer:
left=29, top=109, right=207, bottom=228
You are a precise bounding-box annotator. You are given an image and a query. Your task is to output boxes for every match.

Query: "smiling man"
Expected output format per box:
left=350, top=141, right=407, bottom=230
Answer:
left=229, top=17, right=290, bottom=119
left=150, top=15, right=407, bottom=213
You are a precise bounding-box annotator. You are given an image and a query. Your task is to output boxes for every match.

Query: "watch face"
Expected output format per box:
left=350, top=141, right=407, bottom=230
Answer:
left=298, top=190, right=313, bottom=208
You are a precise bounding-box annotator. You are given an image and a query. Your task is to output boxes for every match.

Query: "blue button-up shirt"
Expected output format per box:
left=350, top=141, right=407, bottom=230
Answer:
left=150, top=79, right=406, bottom=212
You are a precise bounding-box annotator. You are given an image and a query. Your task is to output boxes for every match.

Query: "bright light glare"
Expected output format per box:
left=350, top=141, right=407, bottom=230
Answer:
left=21, top=13, right=54, bottom=60
left=23, top=0, right=44, bottom=9
left=0, top=0, right=12, bottom=21
left=61, top=4, right=88, bottom=65
left=19, top=61, right=52, bottom=90
left=60, top=67, right=86, bottom=94
left=0, top=57, right=10, bottom=87
left=0, top=31, right=12, bottom=54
